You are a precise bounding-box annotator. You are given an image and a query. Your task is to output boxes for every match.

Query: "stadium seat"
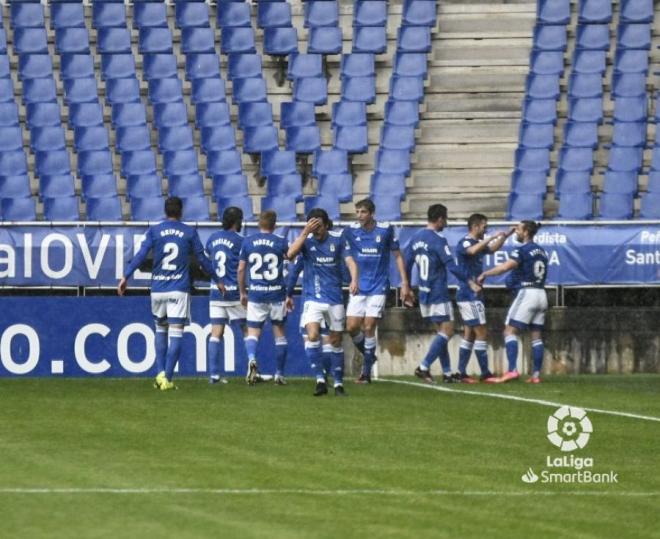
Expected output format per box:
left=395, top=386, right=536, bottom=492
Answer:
left=232, top=78, right=268, bottom=103
left=380, top=125, right=416, bottom=151
left=63, top=77, right=99, bottom=105
left=51, top=3, right=85, bottom=30
left=293, top=77, right=328, bottom=105
left=612, top=122, right=647, bottom=147
left=342, top=74, right=377, bottom=103
left=212, top=174, right=249, bottom=199
left=195, top=102, right=231, bottom=128
left=238, top=102, right=274, bottom=128
left=1, top=197, right=36, bottom=221
left=228, top=54, right=263, bottom=80
left=537, top=0, right=571, bottom=23
left=181, top=27, right=216, bottom=54
left=104, top=77, right=140, bottom=105
left=221, top=28, right=257, bottom=54
left=639, top=193, right=660, bottom=218
left=200, top=126, right=237, bottom=153
left=44, top=196, right=79, bottom=221
left=23, top=78, right=57, bottom=104
left=0, top=150, right=28, bottom=177
left=36, top=150, right=71, bottom=177
left=217, top=195, right=254, bottom=221
left=191, top=78, right=227, bottom=104
left=318, top=173, right=353, bottom=202
left=355, top=1, right=388, bottom=26
left=280, top=101, right=316, bottom=128
left=353, top=27, right=387, bottom=54
left=530, top=51, right=564, bottom=75
left=60, top=54, right=94, bottom=80
left=397, top=26, right=432, bottom=53
left=578, top=0, right=612, bottom=23
left=78, top=150, right=114, bottom=177
left=0, top=56, right=8, bottom=79
left=555, top=171, right=592, bottom=197
left=390, top=76, right=425, bottom=102
left=370, top=173, right=406, bottom=201
left=558, top=147, right=594, bottom=172
left=568, top=97, right=603, bottom=123
left=152, top=104, right=188, bottom=129
left=10, top=3, right=45, bottom=29
left=92, top=3, right=126, bottom=29
left=287, top=54, right=323, bottom=79
left=121, top=150, right=158, bottom=177
left=514, top=148, right=551, bottom=172
left=617, top=24, right=651, bottom=50
left=371, top=195, right=402, bottom=220
left=261, top=195, right=298, bottom=221
left=81, top=175, right=119, bottom=200
left=266, top=174, right=304, bottom=201
left=314, top=150, right=349, bottom=177
left=185, top=54, right=221, bottom=80
left=180, top=196, right=210, bottom=221
left=158, top=126, right=195, bottom=152
left=402, top=0, right=436, bottom=26
left=614, top=50, right=649, bottom=74
left=533, top=24, right=567, bottom=51
left=97, top=28, right=132, bottom=55
left=285, top=126, right=322, bottom=154
left=39, top=175, right=75, bottom=199
left=148, top=78, right=184, bottom=104
left=612, top=73, right=647, bottom=98
left=384, top=100, right=420, bottom=126
left=651, top=147, right=660, bottom=171
left=556, top=192, right=594, bottom=219
left=613, top=96, right=646, bottom=122
left=620, top=0, right=653, bottom=23
left=131, top=196, right=166, bottom=221
left=334, top=125, right=368, bottom=153
left=519, top=122, right=555, bottom=149
left=0, top=103, right=19, bottom=127
left=168, top=174, right=204, bottom=198
left=563, top=121, right=598, bottom=148
left=0, top=175, right=31, bottom=199
left=139, top=27, right=174, bottom=54
left=112, top=102, right=148, bottom=128
left=115, top=126, right=152, bottom=153
left=261, top=150, right=297, bottom=177
left=375, top=149, right=412, bottom=176
left=217, top=2, right=252, bottom=28
left=308, top=27, right=343, bottom=55
left=304, top=195, right=341, bottom=221
left=70, top=102, right=104, bottom=128
left=393, top=53, right=428, bottom=79
left=101, top=54, right=136, bottom=80
left=134, top=2, right=168, bottom=29
left=126, top=174, right=163, bottom=199
left=304, top=1, right=340, bottom=28
left=0, top=79, right=12, bottom=103
left=163, top=150, right=199, bottom=177
left=175, top=2, right=210, bottom=28
left=258, top=2, right=293, bottom=28
left=86, top=196, right=123, bottom=221
left=264, top=27, right=298, bottom=56
left=568, top=73, right=604, bottom=98
left=647, top=171, right=660, bottom=193
left=602, top=170, right=638, bottom=195
left=30, top=126, right=66, bottom=152
left=510, top=171, right=548, bottom=195
left=0, top=127, right=24, bottom=152
left=18, top=55, right=53, bottom=80
left=332, top=101, right=367, bottom=127
left=143, top=54, right=178, bottom=81
left=206, top=150, right=243, bottom=176
left=507, top=193, right=544, bottom=220
left=607, top=147, right=643, bottom=172
left=575, top=24, right=610, bottom=50
left=573, top=50, right=607, bottom=74
left=598, top=193, right=634, bottom=219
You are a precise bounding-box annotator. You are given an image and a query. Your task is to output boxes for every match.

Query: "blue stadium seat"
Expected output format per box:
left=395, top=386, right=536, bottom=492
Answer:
left=380, top=125, right=416, bottom=151
left=121, top=150, right=158, bottom=177
left=51, top=3, right=85, bottom=30
left=217, top=2, right=252, bottom=28
left=288, top=54, right=324, bottom=81
left=507, top=193, right=544, bottom=220
left=264, top=27, right=298, bottom=56
left=620, top=0, right=653, bottom=23
left=650, top=147, right=660, bottom=171
left=54, top=27, right=90, bottom=54
left=228, top=54, right=263, bottom=80
left=384, top=100, right=420, bottom=126
left=523, top=98, right=559, bottom=123
left=139, top=28, right=174, bottom=54
left=575, top=24, right=610, bottom=50
left=191, top=77, right=227, bottom=104
left=639, top=193, right=660, bottom=218
left=195, top=102, right=231, bottom=128
left=614, top=50, right=650, bottom=74
left=332, top=101, right=367, bottom=127
left=175, top=2, right=210, bottom=28
left=158, top=126, right=194, bottom=152
left=334, top=125, right=368, bottom=153
left=206, top=150, right=243, bottom=176
left=133, top=2, right=168, bottom=29
left=342, top=75, right=376, bottom=103
left=353, top=27, right=387, bottom=54
left=598, top=193, right=634, bottom=219
left=0, top=150, right=28, bottom=176
left=519, top=122, right=555, bottom=149
left=318, top=173, right=353, bottom=202
left=390, top=76, right=425, bottom=102
left=647, top=171, right=660, bottom=192
left=258, top=2, right=293, bottom=28
left=0, top=103, right=19, bottom=127
left=0, top=175, right=31, bottom=199
left=92, top=3, right=126, bottom=28
left=555, top=171, right=591, bottom=197
left=212, top=174, right=249, bottom=199
left=607, top=146, right=643, bottom=172
left=261, top=150, right=297, bottom=177
left=23, top=78, right=58, bottom=104
left=613, top=96, right=646, bottom=122
left=534, top=24, right=568, bottom=51
left=370, top=173, right=406, bottom=201
left=514, top=148, right=551, bottom=172
left=602, top=170, right=638, bottom=195
left=112, top=102, right=148, bottom=128
left=168, top=174, right=204, bottom=197
left=0, top=79, right=12, bottom=103
left=573, top=50, right=606, bottom=74
left=266, top=174, right=303, bottom=201
left=558, top=146, right=594, bottom=172
left=556, top=192, right=594, bottom=219
left=232, top=78, right=267, bottom=103
left=81, top=175, right=118, bottom=200
left=63, top=77, right=99, bottom=104
left=216, top=195, right=254, bottom=221
left=221, top=28, right=257, bottom=54
left=1, top=197, right=36, bottom=221
left=563, top=121, right=598, bottom=148
left=18, top=54, right=53, bottom=80
left=143, top=54, right=178, bottom=80
left=0, top=56, right=8, bottom=79
left=116, top=126, right=152, bottom=153
left=36, top=150, right=71, bottom=177
left=14, top=28, right=49, bottom=55
left=10, top=3, right=44, bottom=29
left=180, top=196, right=210, bottom=221
left=70, top=102, right=104, bottom=128
left=314, top=150, right=349, bottom=177
left=60, top=54, right=94, bottom=80
left=238, top=102, right=274, bottom=128
left=293, top=77, right=328, bottom=105
left=397, top=26, right=432, bottom=53
left=0, top=127, right=24, bottom=152
left=181, top=27, right=216, bottom=54
left=261, top=195, right=298, bottom=221
left=30, top=126, right=66, bottom=152
left=43, top=196, right=79, bottom=220
left=131, top=196, right=166, bottom=221
left=355, top=1, right=388, bottom=26
left=86, top=196, right=123, bottom=220
left=617, top=24, right=651, bottom=50
left=510, top=171, right=548, bottom=195
left=280, top=101, right=316, bottom=128
left=371, top=195, right=402, bottom=220
left=148, top=78, right=184, bottom=104
left=612, top=73, right=647, bottom=98
left=568, top=73, right=603, bottom=98
left=375, top=149, right=412, bottom=175
left=105, top=77, right=140, bottom=105
left=126, top=174, right=163, bottom=199
left=393, top=52, right=428, bottom=78
left=612, top=122, right=646, bottom=147
left=101, top=54, right=136, bottom=80
left=78, top=150, right=113, bottom=176
left=200, top=125, right=237, bottom=153
left=530, top=51, right=564, bottom=75
left=185, top=54, right=221, bottom=80
left=97, top=28, right=132, bottom=54
left=164, top=150, right=199, bottom=177
left=304, top=1, right=339, bottom=28
left=403, top=0, right=437, bottom=25
left=39, top=175, right=75, bottom=199
left=153, top=102, right=188, bottom=128
left=304, top=195, right=341, bottom=221
left=308, top=27, right=343, bottom=54
left=285, top=126, right=321, bottom=154
left=342, top=53, right=376, bottom=77
left=578, top=0, right=612, bottom=23
left=568, top=97, right=603, bottom=123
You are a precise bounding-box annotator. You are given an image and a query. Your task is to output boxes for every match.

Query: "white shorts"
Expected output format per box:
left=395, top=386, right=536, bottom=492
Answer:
left=457, top=300, right=487, bottom=327
left=505, top=288, right=548, bottom=330
left=301, top=301, right=345, bottom=332
left=419, top=301, right=454, bottom=322
left=151, top=291, right=190, bottom=325
left=247, top=300, right=287, bottom=328
left=346, top=294, right=386, bottom=318
left=210, top=300, right=247, bottom=325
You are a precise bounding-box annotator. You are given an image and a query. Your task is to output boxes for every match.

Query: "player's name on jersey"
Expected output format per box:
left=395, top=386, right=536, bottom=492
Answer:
left=159, top=229, right=185, bottom=238
left=253, top=238, right=276, bottom=247
left=209, top=237, right=237, bottom=249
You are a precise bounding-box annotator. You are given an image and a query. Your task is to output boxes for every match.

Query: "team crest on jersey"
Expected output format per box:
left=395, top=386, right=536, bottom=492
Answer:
left=376, top=235, right=381, bottom=243
left=330, top=244, right=335, bottom=252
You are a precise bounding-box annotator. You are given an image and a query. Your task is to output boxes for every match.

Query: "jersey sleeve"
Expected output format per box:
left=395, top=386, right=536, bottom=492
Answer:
left=389, top=225, right=400, bottom=251
left=123, top=227, right=153, bottom=278
left=239, top=241, right=249, bottom=262
left=286, top=256, right=304, bottom=296
left=438, top=237, right=466, bottom=283
left=192, top=231, right=218, bottom=283
left=510, top=248, right=521, bottom=263
left=456, top=238, right=471, bottom=258
left=339, top=230, right=351, bottom=258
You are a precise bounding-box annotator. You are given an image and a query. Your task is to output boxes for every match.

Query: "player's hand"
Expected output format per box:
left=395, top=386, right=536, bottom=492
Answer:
left=476, top=273, right=486, bottom=286
left=403, top=289, right=415, bottom=308
left=349, top=279, right=359, bottom=295
left=240, top=292, right=248, bottom=307
left=468, top=279, right=482, bottom=293
left=117, top=277, right=128, bottom=296
left=216, top=280, right=226, bottom=295
left=506, top=226, right=516, bottom=237
left=400, top=283, right=412, bottom=304
left=285, top=296, right=295, bottom=312
left=304, top=217, right=323, bottom=234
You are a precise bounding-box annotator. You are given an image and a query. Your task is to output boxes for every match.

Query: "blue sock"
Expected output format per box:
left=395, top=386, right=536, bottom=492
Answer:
left=458, top=339, right=473, bottom=376
left=331, top=346, right=344, bottom=386
left=306, top=340, right=325, bottom=382
left=422, top=333, right=450, bottom=374
left=208, top=336, right=222, bottom=378
left=474, top=340, right=491, bottom=376
left=353, top=332, right=366, bottom=354
left=532, top=339, right=544, bottom=377
left=165, top=327, right=183, bottom=382
left=275, top=336, right=287, bottom=377
left=505, top=335, right=518, bottom=372
left=362, top=336, right=377, bottom=376
left=155, top=325, right=167, bottom=374
left=245, top=335, right=258, bottom=362
left=322, top=343, right=333, bottom=374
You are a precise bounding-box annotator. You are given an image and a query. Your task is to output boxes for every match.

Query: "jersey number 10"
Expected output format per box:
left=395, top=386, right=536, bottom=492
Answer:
left=415, top=254, right=430, bottom=281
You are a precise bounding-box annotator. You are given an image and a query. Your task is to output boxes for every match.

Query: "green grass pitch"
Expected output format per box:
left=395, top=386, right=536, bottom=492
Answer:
left=0, top=375, right=658, bottom=539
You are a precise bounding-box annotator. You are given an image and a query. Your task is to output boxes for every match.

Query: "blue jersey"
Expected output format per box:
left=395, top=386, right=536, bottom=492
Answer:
left=455, top=235, right=485, bottom=302
left=404, top=228, right=464, bottom=305
left=510, top=241, right=548, bottom=288
left=344, top=222, right=399, bottom=295
left=286, top=256, right=304, bottom=297
left=206, top=229, right=243, bottom=302
left=240, top=232, right=289, bottom=303
left=300, top=230, right=350, bottom=305
left=124, top=220, right=215, bottom=293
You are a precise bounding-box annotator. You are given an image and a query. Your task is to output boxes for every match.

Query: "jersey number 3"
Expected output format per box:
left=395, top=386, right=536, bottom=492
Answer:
left=248, top=253, right=279, bottom=281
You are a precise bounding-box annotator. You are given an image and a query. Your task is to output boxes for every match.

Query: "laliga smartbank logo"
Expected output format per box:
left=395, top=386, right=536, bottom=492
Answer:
left=521, top=406, right=618, bottom=485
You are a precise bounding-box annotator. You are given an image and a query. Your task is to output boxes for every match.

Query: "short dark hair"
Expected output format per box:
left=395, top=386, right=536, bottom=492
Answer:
left=222, top=206, right=243, bottom=231
left=468, top=213, right=488, bottom=229
left=306, top=207, right=330, bottom=227
left=355, top=198, right=375, bottom=214
left=521, top=220, right=542, bottom=237
left=165, top=196, right=183, bottom=219
left=259, top=209, right=277, bottom=231
left=427, top=203, right=447, bottom=222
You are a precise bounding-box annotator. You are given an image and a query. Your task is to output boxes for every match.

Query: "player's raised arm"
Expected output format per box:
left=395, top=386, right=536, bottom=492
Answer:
left=118, top=228, right=154, bottom=295
left=477, top=258, right=519, bottom=284
left=487, top=226, right=516, bottom=253
left=287, top=217, right=322, bottom=260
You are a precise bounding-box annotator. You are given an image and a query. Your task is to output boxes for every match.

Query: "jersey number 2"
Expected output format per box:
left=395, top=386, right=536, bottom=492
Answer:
left=249, top=253, right=279, bottom=281
left=162, top=243, right=179, bottom=271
